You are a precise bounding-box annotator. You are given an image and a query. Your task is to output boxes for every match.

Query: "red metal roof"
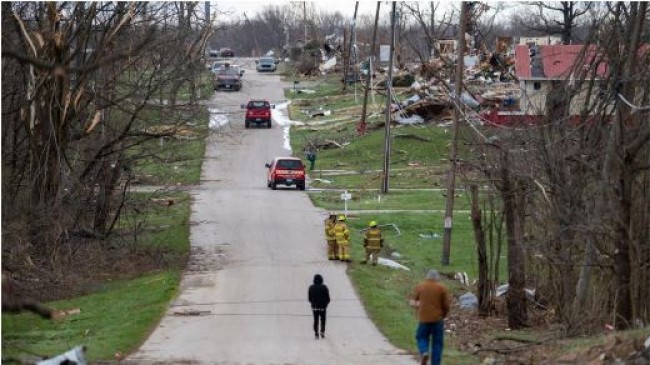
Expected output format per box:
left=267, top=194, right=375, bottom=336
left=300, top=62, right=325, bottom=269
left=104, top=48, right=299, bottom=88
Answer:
left=515, top=44, right=608, bottom=80
left=514, top=45, right=531, bottom=78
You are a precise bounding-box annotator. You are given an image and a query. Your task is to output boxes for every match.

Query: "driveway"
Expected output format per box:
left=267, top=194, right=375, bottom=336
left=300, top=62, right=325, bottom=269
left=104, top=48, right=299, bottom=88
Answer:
left=128, top=58, right=416, bottom=365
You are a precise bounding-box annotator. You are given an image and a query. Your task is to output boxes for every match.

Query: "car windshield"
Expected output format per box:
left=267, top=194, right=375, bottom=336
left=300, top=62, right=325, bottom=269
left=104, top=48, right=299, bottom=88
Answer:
left=248, top=101, right=270, bottom=109
left=276, top=159, right=303, bottom=169
left=260, top=58, right=275, bottom=64
left=218, top=67, right=238, bottom=76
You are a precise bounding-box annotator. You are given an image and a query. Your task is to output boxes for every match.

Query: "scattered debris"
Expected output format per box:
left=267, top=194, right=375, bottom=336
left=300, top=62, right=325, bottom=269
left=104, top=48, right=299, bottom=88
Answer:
left=58, top=308, right=82, bottom=317
left=290, top=88, right=316, bottom=95
left=377, top=257, right=410, bottom=271
left=312, top=178, right=332, bottom=184
left=396, top=114, right=425, bottom=125
left=454, top=272, right=470, bottom=286
left=310, top=109, right=332, bottom=118
left=391, top=252, right=402, bottom=259
left=37, top=346, right=87, bottom=365
left=459, top=292, right=478, bottom=310
left=496, top=284, right=536, bottom=301
left=419, top=232, right=441, bottom=240
left=320, top=57, right=337, bottom=72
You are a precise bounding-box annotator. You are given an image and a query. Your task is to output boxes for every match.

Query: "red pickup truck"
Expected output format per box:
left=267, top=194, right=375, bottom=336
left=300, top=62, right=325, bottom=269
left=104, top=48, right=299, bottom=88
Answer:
left=265, top=157, right=306, bottom=190
left=242, top=100, right=274, bottom=128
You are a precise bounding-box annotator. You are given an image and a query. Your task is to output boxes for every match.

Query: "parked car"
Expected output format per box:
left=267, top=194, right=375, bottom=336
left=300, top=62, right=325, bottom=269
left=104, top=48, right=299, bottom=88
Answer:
left=241, top=100, right=274, bottom=128
left=265, top=157, right=306, bottom=190
left=231, top=65, right=245, bottom=77
left=220, top=48, right=235, bottom=57
left=256, top=57, right=277, bottom=72
left=213, top=65, right=242, bottom=91
left=212, top=60, right=227, bottom=73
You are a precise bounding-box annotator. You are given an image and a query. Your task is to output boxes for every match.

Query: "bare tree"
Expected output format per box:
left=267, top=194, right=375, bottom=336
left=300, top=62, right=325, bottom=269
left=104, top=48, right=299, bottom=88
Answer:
left=2, top=2, right=213, bottom=261
left=517, top=1, right=593, bottom=44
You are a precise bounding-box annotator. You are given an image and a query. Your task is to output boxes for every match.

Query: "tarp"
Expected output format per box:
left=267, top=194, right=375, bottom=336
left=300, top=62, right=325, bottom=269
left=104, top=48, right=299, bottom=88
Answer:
left=377, top=257, right=410, bottom=271
left=459, top=292, right=478, bottom=310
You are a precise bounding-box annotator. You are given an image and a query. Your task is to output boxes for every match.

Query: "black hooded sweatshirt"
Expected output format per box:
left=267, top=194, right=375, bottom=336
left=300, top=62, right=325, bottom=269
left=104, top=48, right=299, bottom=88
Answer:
left=308, top=274, right=330, bottom=309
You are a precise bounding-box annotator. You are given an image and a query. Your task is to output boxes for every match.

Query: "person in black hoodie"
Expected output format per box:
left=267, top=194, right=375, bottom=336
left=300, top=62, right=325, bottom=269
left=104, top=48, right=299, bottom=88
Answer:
left=308, top=274, right=330, bottom=339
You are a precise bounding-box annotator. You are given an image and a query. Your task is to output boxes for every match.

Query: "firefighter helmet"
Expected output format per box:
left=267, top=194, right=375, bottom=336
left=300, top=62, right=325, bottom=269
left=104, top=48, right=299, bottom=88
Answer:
left=369, top=221, right=377, bottom=227
left=338, top=215, right=346, bottom=221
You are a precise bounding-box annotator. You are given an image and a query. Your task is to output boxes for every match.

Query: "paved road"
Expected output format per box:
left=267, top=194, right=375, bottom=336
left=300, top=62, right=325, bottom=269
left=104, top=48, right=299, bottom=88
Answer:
left=128, top=58, right=416, bottom=365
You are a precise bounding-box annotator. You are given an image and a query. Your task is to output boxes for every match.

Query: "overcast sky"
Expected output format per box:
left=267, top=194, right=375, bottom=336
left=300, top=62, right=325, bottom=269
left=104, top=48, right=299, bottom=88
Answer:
left=211, top=1, right=519, bottom=25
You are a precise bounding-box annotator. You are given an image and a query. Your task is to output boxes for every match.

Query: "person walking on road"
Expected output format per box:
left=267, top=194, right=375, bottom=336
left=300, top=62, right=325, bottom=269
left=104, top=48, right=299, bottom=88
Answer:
left=308, top=274, right=330, bottom=339
left=410, top=269, right=451, bottom=365
left=324, top=214, right=338, bottom=260
left=362, top=221, right=383, bottom=265
left=333, top=215, right=351, bottom=262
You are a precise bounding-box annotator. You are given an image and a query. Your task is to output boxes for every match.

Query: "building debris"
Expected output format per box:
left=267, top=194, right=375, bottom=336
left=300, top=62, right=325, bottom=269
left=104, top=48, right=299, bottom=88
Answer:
left=377, top=257, right=410, bottom=271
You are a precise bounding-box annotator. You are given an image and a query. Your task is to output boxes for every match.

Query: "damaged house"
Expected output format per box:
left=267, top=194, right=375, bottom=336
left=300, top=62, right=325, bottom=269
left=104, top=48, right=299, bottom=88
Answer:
left=514, top=44, right=609, bottom=115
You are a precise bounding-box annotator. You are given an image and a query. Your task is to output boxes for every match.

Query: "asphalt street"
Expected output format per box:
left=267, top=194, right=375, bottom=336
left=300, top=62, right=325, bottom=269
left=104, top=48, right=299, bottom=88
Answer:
left=127, top=58, right=416, bottom=365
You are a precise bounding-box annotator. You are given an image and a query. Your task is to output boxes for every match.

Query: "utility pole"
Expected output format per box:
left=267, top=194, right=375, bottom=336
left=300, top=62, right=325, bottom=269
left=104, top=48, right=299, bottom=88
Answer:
left=303, top=2, right=307, bottom=44
left=358, top=2, right=381, bottom=135
left=441, top=1, right=469, bottom=266
left=382, top=2, right=397, bottom=194
left=342, top=2, right=359, bottom=92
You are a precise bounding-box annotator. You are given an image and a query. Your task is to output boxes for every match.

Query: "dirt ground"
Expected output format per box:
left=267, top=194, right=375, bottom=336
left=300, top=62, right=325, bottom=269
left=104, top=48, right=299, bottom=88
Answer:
left=445, top=307, right=650, bottom=364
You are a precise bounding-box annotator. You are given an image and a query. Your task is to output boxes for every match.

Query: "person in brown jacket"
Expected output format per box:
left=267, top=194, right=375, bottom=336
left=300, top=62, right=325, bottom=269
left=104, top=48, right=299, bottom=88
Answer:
left=410, top=269, right=451, bottom=365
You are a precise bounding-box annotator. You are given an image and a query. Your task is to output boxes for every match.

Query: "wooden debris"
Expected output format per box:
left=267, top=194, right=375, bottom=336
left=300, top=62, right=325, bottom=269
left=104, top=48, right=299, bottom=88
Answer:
left=394, top=133, right=432, bottom=142
left=59, top=308, right=82, bottom=317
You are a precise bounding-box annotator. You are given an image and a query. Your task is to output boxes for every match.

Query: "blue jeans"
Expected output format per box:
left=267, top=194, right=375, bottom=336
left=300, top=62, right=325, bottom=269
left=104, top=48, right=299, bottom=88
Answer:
left=416, top=320, right=444, bottom=365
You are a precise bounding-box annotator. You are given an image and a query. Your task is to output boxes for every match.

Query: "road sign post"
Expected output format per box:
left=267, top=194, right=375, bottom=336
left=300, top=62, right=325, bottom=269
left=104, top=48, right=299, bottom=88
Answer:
left=340, top=190, right=352, bottom=216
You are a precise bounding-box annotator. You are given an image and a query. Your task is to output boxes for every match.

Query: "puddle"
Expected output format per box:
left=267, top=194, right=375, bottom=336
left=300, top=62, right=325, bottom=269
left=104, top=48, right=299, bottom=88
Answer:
left=208, top=108, right=230, bottom=129
left=271, top=101, right=304, bottom=152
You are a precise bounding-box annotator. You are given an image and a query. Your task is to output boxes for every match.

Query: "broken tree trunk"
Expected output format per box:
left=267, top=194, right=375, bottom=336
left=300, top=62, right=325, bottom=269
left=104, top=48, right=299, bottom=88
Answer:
left=471, top=184, right=491, bottom=317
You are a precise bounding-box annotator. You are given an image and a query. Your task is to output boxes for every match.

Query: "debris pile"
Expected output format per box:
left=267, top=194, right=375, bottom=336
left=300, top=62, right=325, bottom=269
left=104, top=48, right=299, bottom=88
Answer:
left=308, top=31, right=526, bottom=127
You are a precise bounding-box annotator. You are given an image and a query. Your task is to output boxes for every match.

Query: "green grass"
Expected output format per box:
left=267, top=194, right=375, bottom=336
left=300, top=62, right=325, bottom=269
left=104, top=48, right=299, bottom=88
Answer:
left=2, top=191, right=192, bottom=361
left=295, top=123, right=459, bottom=189
left=130, top=109, right=208, bottom=185
left=2, top=271, right=180, bottom=361
left=344, top=212, right=492, bottom=364
left=175, top=71, right=214, bottom=102
left=308, top=189, right=473, bottom=211
left=118, top=192, right=192, bottom=252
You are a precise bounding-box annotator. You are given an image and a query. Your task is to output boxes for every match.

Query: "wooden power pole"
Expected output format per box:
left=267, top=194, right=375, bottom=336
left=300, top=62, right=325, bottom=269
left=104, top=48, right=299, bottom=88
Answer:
left=441, top=2, right=469, bottom=265
left=358, top=2, right=381, bottom=135
left=382, top=2, right=397, bottom=194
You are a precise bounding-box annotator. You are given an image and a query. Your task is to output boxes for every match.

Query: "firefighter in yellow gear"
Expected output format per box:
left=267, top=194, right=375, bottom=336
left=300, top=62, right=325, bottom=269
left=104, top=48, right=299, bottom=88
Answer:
left=334, top=215, right=351, bottom=262
left=324, top=214, right=338, bottom=260
left=362, top=221, right=383, bottom=265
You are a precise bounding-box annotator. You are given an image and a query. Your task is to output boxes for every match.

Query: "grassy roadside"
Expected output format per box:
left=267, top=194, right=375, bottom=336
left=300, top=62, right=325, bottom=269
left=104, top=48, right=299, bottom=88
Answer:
left=2, top=271, right=180, bottom=361
left=2, top=81, right=208, bottom=360
left=130, top=108, right=208, bottom=185
left=1, top=192, right=192, bottom=361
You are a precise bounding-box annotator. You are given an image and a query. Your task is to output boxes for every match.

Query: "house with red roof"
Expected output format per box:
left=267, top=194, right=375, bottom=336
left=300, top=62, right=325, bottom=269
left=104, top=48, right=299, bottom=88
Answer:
left=514, top=44, right=609, bottom=115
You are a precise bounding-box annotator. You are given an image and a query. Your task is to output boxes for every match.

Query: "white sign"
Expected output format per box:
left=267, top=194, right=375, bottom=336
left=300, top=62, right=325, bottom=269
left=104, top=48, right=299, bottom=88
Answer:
left=444, top=217, right=452, bottom=229
left=379, top=45, right=391, bottom=62
left=341, top=192, right=352, bottom=201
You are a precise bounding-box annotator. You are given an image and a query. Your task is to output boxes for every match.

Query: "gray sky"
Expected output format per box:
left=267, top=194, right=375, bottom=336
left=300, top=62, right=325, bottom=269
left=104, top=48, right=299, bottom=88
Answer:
left=211, top=1, right=518, bottom=24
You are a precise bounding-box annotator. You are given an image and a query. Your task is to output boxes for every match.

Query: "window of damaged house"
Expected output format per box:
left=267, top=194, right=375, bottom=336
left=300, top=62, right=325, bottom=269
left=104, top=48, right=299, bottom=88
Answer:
left=533, top=82, right=541, bottom=90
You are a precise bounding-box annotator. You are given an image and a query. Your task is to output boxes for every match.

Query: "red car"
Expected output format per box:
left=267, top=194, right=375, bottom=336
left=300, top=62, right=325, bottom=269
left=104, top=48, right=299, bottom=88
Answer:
left=265, top=157, right=306, bottom=190
left=242, top=100, right=274, bottom=128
